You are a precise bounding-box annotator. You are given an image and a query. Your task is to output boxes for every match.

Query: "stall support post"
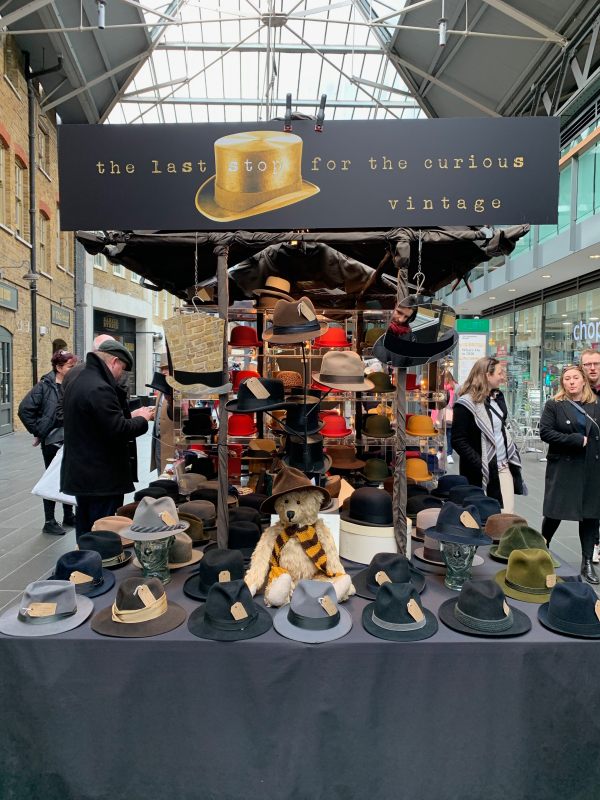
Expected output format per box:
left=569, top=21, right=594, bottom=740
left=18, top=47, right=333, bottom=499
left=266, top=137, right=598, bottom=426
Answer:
left=392, top=264, right=408, bottom=554
left=215, top=244, right=230, bottom=549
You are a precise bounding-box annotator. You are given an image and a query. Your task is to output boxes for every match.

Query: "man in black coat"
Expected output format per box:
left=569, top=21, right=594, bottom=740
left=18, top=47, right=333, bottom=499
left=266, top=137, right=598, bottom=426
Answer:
left=61, top=340, right=154, bottom=539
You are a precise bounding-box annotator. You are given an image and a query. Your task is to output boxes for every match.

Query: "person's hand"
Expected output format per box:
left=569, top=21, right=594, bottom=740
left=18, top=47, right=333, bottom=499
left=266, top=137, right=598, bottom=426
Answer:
left=132, top=407, right=155, bottom=421
left=32, top=437, right=40, bottom=447
left=583, top=436, right=588, bottom=447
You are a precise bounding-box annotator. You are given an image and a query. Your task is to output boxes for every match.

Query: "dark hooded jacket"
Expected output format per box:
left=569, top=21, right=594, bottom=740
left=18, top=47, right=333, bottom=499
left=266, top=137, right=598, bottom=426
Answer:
left=18, top=371, right=63, bottom=443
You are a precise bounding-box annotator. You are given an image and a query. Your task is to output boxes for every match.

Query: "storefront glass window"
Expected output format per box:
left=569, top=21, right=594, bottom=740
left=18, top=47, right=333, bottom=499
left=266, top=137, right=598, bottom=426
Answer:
left=543, top=294, right=583, bottom=396
left=513, top=305, right=542, bottom=418
left=576, top=144, right=597, bottom=221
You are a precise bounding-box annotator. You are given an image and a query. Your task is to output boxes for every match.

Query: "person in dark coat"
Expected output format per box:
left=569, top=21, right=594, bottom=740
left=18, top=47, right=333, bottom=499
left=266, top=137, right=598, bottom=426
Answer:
left=18, top=350, right=78, bottom=535
left=539, top=364, right=600, bottom=584
left=61, top=340, right=154, bottom=539
left=452, top=356, right=524, bottom=512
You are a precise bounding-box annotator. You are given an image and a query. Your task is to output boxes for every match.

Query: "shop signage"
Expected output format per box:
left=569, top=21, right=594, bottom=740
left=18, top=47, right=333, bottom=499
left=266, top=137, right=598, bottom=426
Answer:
left=51, top=305, right=71, bottom=328
left=573, top=319, right=600, bottom=342
left=457, top=333, right=488, bottom=384
left=58, top=117, right=559, bottom=231
left=0, top=281, right=18, bottom=311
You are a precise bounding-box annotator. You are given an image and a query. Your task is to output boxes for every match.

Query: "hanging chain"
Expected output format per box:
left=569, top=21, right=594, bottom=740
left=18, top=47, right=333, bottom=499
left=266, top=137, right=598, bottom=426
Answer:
left=414, top=230, right=426, bottom=295
left=194, top=232, right=199, bottom=292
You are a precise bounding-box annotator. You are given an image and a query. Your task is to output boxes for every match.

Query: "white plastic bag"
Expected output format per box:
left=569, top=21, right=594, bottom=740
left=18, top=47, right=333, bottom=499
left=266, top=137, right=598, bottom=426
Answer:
left=31, top=446, right=77, bottom=506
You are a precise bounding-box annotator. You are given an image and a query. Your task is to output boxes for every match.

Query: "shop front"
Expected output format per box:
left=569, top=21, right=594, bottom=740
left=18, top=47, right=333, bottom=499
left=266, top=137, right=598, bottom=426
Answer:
left=93, top=310, right=136, bottom=395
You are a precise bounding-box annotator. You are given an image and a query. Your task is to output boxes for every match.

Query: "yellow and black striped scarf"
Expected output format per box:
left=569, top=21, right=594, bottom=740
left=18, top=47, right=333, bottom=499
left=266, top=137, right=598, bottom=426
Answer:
left=269, top=524, right=338, bottom=583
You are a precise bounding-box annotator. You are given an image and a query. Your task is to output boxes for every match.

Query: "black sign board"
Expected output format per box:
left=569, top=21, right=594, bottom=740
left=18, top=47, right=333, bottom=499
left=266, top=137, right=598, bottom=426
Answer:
left=59, top=117, right=559, bottom=231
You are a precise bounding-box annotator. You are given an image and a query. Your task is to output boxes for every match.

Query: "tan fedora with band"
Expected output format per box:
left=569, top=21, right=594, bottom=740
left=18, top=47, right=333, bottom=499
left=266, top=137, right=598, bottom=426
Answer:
left=253, top=276, right=293, bottom=301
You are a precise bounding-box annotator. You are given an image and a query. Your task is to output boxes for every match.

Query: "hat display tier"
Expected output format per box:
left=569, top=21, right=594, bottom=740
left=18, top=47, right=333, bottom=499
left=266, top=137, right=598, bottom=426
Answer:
left=320, top=413, right=352, bottom=438
left=263, top=296, right=327, bottom=344
left=281, top=397, right=323, bottom=435
left=0, top=580, right=94, bottom=638
left=485, top=513, right=528, bottom=543
left=340, top=487, right=393, bottom=528
left=145, top=371, right=172, bottom=397
left=188, top=579, right=272, bottom=641
left=415, top=508, right=442, bottom=539
left=183, top=548, right=246, bottom=601
left=164, top=312, right=231, bottom=395
left=50, top=550, right=115, bottom=598
left=229, top=325, right=259, bottom=348
left=406, top=415, right=437, bottom=437
left=253, top=276, right=293, bottom=301
left=538, top=583, right=600, bottom=638
left=122, top=497, right=189, bottom=542
left=424, top=502, right=492, bottom=546
left=360, top=458, right=389, bottom=484
left=281, top=434, right=332, bottom=474
left=405, top=458, right=432, bottom=483
left=313, top=327, right=351, bottom=348
left=362, top=583, right=438, bottom=642
left=432, top=474, right=469, bottom=499
left=78, top=530, right=133, bottom=569
left=226, top=378, right=289, bottom=414
left=260, top=466, right=330, bottom=515
left=366, top=371, right=395, bottom=393
left=461, top=494, right=502, bottom=524
left=273, top=580, right=352, bottom=643
left=231, top=369, right=261, bottom=393
left=91, top=577, right=186, bottom=638
left=228, top=413, right=257, bottom=437
left=489, top=525, right=560, bottom=567
left=312, top=351, right=374, bottom=392
left=406, top=494, right=444, bottom=522
left=92, top=516, right=135, bottom=547
left=327, top=445, right=366, bottom=471
left=495, top=548, right=563, bottom=604
left=439, top=580, right=531, bottom=638
left=448, top=485, right=485, bottom=505
left=362, top=414, right=394, bottom=439
left=273, top=370, right=303, bottom=391
left=97, top=339, right=133, bottom=371
left=196, top=132, right=319, bottom=222
left=354, top=553, right=425, bottom=600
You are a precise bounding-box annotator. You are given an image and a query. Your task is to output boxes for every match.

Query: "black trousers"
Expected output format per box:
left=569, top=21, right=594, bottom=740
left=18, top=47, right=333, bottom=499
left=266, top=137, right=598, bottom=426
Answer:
left=41, top=443, right=74, bottom=522
left=542, top=517, right=599, bottom=560
left=75, top=494, right=124, bottom=541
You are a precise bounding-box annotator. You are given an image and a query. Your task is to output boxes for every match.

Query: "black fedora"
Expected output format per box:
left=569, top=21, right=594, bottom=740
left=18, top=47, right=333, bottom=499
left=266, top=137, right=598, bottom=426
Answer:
left=78, top=530, right=133, bottom=569
left=461, top=494, right=502, bottom=524
left=405, top=484, right=430, bottom=499
left=282, top=434, right=332, bottom=474
left=49, top=550, right=115, bottom=598
left=145, top=371, right=172, bottom=397
left=134, top=486, right=171, bottom=502
left=188, top=579, right=272, bottom=641
left=281, top=397, right=323, bottom=435
left=354, top=552, right=426, bottom=599
left=538, top=582, right=600, bottom=639
left=91, top=577, right=186, bottom=638
left=182, top=416, right=214, bottom=437
left=190, top=484, right=238, bottom=508
left=183, top=548, right=245, bottom=601
left=425, top=502, right=492, bottom=546
left=149, top=479, right=180, bottom=499
left=184, top=454, right=217, bottom=480
left=340, top=487, right=393, bottom=528
left=439, top=579, right=531, bottom=638
left=448, top=485, right=485, bottom=505
left=226, top=377, right=290, bottom=414
left=362, top=582, right=438, bottom=641
left=432, top=474, right=469, bottom=499
left=204, top=520, right=262, bottom=563
left=406, top=494, right=444, bottom=522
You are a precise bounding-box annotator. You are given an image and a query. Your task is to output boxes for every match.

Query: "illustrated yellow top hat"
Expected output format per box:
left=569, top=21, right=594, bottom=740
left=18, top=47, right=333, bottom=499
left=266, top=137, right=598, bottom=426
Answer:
left=405, top=458, right=433, bottom=483
left=195, top=131, right=319, bottom=222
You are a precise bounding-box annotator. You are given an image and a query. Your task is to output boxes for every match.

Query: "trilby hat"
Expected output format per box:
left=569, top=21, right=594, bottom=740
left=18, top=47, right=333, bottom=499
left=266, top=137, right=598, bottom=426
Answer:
left=312, top=351, right=374, bottom=392
left=91, top=577, right=186, bottom=638
left=362, top=582, right=438, bottom=642
left=432, top=474, right=469, bottom=499
left=538, top=582, right=600, bottom=639
left=188, top=579, right=272, bottom=641
left=327, top=445, right=366, bottom=471
left=424, top=502, right=492, bottom=546
left=461, top=494, right=502, bottom=524
left=448, top=485, right=485, bottom=505
left=226, top=377, right=289, bottom=414
left=273, top=579, right=352, bottom=643
left=78, top=530, right=133, bottom=569
left=121, top=497, right=189, bottom=542
left=263, top=296, right=327, bottom=344
left=0, top=580, right=93, bottom=638
left=92, top=515, right=135, bottom=547
left=49, top=549, right=115, bottom=598
left=183, top=548, right=245, bottom=601
left=489, top=524, right=560, bottom=567
left=354, top=552, right=425, bottom=599
left=439, top=579, right=531, bottom=638
left=495, top=548, right=562, bottom=604
left=260, top=466, right=330, bottom=515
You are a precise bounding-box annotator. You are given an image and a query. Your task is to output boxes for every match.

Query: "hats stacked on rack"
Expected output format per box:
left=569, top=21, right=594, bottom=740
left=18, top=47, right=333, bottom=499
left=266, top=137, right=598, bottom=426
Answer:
left=340, top=487, right=400, bottom=565
left=253, top=277, right=293, bottom=310
left=263, top=297, right=327, bottom=344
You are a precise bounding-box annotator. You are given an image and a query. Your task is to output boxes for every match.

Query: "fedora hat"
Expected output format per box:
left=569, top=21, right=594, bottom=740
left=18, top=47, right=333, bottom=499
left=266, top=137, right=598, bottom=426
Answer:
left=439, top=579, right=531, bottom=638
left=92, top=515, right=135, bottom=547
left=177, top=473, right=208, bottom=497
left=325, top=474, right=341, bottom=499
left=115, top=501, right=139, bottom=520
left=363, top=326, right=386, bottom=347
left=425, top=502, right=492, bottom=546
left=122, top=497, right=189, bottom=542
left=282, top=397, right=323, bottom=435
left=134, top=486, right=171, bottom=502
left=273, top=370, right=303, bottom=391
left=313, top=351, right=374, bottom=392
left=189, top=483, right=238, bottom=508
left=327, top=445, right=365, bottom=471
left=178, top=499, right=217, bottom=531
left=184, top=548, right=245, bottom=601
left=188, top=579, right=272, bottom=641
left=461, top=494, right=502, bottom=524
left=495, top=548, right=562, bottom=604
left=0, top=580, right=93, bottom=638
left=228, top=412, right=257, bottom=437
left=230, top=506, right=262, bottom=527
left=49, top=550, right=115, bottom=598
left=489, top=524, right=560, bottom=567
left=366, top=371, right=395, bottom=393
left=248, top=438, right=277, bottom=457
left=195, top=131, right=319, bottom=222
left=226, top=520, right=262, bottom=561
left=340, top=487, right=393, bottom=528
left=320, top=413, right=352, bottom=438
left=263, top=297, right=327, bottom=344
left=133, top=531, right=202, bottom=570
left=405, top=458, right=432, bottom=483
left=415, top=508, right=441, bottom=540
left=485, top=513, right=528, bottom=543
left=432, top=474, right=469, bottom=498
left=448, top=485, right=485, bottom=505
left=281, top=434, right=332, bottom=474
left=226, top=377, right=289, bottom=414
left=406, top=415, right=436, bottom=437
left=185, top=453, right=217, bottom=480
left=79, top=530, right=133, bottom=569
left=313, top=327, right=350, bottom=349
left=363, top=414, right=394, bottom=439
left=538, top=583, right=600, bottom=639
left=273, top=579, right=352, bottom=643
left=354, top=552, right=425, bottom=600
left=362, top=582, right=438, bottom=642
left=406, top=494, right=444, bottom=522
left=229, top=325, right=259, bottom=348
left=91, top=577, right=186, bottom=638
left=163, top=311, right=231, bottom=395
left=177, top=512, right=211, bottom=543
left=145, top=371, right=172, bottom=397
left=260, top=466, right=329, bottom=515
left=149, top=479, right=180, bottom=497
left=361, top=458, right=389, bottom=483
left=231, top=369, right=261, bottom=392
left=253, top=276, right=293, bottom=301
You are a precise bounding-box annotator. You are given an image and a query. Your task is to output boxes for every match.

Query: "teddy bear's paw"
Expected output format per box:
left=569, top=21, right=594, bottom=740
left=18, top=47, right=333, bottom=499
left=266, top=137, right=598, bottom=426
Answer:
left=332, top=574, right=353, bottom=602
left=264, top=573, right=292, bottom=607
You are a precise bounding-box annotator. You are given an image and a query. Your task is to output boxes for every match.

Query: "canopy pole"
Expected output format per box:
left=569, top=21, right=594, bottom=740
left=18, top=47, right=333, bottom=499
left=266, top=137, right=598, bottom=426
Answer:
left=214, top=244, right=230, bottom=549
left=392, top=256, right=408, bottom=554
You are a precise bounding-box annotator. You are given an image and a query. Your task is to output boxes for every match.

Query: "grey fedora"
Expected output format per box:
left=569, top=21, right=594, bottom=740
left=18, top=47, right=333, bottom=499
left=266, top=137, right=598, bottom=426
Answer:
left=0, top=580, right=93, bottom=637
left=122, top=497, right=189, bottom=541
left=273, top=580, right=352, bottom=643
left=438, top=579, right=532, bottom=638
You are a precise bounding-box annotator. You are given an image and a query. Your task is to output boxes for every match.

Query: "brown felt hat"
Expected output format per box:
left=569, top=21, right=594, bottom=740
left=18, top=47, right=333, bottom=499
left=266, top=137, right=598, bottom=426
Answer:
left=326, top=445, right=366, bottom=471
left=485, top=513, right=528, bottom=542
left=263, top=297, right=328, bottom=344
left=92, top=516, right=135, bottom=547
left=260, top=466, right=330, bottom=515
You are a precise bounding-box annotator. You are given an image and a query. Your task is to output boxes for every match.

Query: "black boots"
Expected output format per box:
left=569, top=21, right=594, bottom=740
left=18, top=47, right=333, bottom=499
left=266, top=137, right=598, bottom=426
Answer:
left=581, top=558, right=600, bottom=585
left=43, top=520, right=66, bottom=536
left=62, top=511, right=76, bottom=528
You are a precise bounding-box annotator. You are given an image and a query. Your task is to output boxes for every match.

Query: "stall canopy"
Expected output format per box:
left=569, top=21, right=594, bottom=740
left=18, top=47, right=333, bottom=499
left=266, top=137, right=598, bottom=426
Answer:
left=77, top=226, right=529, bottom=304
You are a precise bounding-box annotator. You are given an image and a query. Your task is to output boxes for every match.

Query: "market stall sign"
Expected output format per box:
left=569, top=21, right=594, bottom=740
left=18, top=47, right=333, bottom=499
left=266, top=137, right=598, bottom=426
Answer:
left=58, top=117, right=559, bottom=231
left=51, top=305, right=71, bottom=328
left=0, top=281, right=18, bottom=311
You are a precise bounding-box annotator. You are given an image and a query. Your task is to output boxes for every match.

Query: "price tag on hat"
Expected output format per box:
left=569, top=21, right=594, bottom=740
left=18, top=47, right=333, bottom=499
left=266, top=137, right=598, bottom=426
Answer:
left=375, top=571, right=391, bottom=586
left=134, top=584, right=157, bottom=607
left=245, top=377, right=270, bottom=400
left=503, top=600, right=510, bottom=617
left=595, top=600, right=600, bottom=623
left=460, top=511, right=479, bottom=529
left=230, top=602, right=248, bottom=621
left=298, top=301, right=316, bottom=321
left=407, top=598, right=425, bottom=623
left=69, top=571, right=93, bottom=585
left=25, top=603, right=57, bottom=617
left=160, top=511, right=178, bottom=526
left=545, top=574, right=557, bottom=589
left=318, top=595, right=338, bottom=616
left=219, top=570, right=231, bottom=582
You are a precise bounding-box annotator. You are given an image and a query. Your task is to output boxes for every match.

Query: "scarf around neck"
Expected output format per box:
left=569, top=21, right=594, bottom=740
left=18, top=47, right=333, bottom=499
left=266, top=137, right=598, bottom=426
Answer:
left=269, top=524, right=337, bottom=582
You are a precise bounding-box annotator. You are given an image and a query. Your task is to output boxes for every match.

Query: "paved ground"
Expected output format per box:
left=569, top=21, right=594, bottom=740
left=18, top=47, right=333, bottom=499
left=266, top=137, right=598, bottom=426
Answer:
left=0, top=431, right=589, bottom=612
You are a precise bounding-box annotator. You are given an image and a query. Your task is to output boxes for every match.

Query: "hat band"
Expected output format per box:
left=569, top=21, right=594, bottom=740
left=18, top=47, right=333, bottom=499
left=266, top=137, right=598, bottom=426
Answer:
left=111, top=592, right=168, bottom=624
left=504, top=576, right=550, bottom=595
left=287, top=607, right=340, bottom=631
left=102, top=551, right=127, bottom=567
left=371, top=611, right=426, bottom=632
left=18, top=607, right=77, bottom=625
left=74, top=576, right=104, bottom=593
left=318, top=373, right=365, bottom=384
left=172, top=369, right=225, bottom=387
left=453, top=605, right=514, bottom=632
left=204, top=608, right=258, bottom=631
left=272, top=321, right=321, bottom=335
left=130, top=523, right=181, bottom=533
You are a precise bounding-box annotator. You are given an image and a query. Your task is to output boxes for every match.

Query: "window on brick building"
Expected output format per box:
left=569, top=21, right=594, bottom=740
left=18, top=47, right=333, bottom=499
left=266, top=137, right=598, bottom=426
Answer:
left=38, top=213, right=48, bottom=273
left=113, top=263, right=125, bottom=278
left=0, top=145, right=6, bottom=226
left=14, top=159, right=27, bottom=239
left=4, top=39, right=21, bottom=89
left=38, top=124, right=50, bottom=174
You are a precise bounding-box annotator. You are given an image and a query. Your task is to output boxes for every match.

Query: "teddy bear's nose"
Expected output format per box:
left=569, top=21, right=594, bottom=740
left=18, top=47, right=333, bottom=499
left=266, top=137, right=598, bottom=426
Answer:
left=286, top=509, right=295, bottom=521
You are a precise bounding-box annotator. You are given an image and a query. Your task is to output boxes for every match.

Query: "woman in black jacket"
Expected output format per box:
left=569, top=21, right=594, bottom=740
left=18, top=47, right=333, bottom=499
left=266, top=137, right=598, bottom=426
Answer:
left=452, top=356, right=524, bottom=512
left=18, top=350, right=78, bottom=535
left=540, top=364, right=600, bottom=584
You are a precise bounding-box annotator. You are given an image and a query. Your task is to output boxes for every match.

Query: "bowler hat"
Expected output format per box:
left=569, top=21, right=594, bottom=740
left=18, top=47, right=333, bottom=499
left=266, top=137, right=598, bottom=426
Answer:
left=538, top=583, right=600, bottom=638
left=261, top=466, right=330, bottom=515
left=362, top=582, right=438, bottom=642
left=425, top=502, right=492, bottom=546
left=282, top=434, right=332, bottom=474
left=340, top=487, right=393, bottom=528
left=366, top=371, right=395, bottom=393
left=406, top=494, right=444, bottom=521
left=461, top=494, right=502, bottom=524
left=49, top=549, right=115, bottom=597
left=145, top=371, right=172, bottom=396
left=354, top=552, right=425, bottom=599
left=485, top=513, right=528, bottom=543
left=495, top=548, right=562, bottom=604
left=432, top=474, right=469, bottom=498
left=263, top=297, right=327, bottom=344
left=405, top=458, right=432, bottom=483
left=361, top=458, right=389, bottom=483
left=489, top=524, right=560, bottom=567
left=327, top=445, right=365, bottom=471
left=313, top=351, right=374, bottom=392
left=252, top=275, right=293, bottom=301
left=188, top=579, right=272, bottom=641
left=91, top=577, right=186, bottom=638
left=122, top=497, right=189, bottom=541
left=231, top=370, right=261, bottom=392
left=79, top=530, right=133, bottom=569
left=226, top=378, right=289, bottom=414
left=448, top=485, right=485, bottom=505
left=282, top=397, right=323, bottom=435
left=313, top=327, right=350, bottom=348
left=363, top=414, right=394, bottom=439
left=183, top=548, right=245, bottom=601
left=406, top=415, right=436, bottom=437
left=229, top=325, right=259, bottom=348
left=228, top=413, right=257, bottom=437
left=273, top=579, right=352, bottom=643
left=320, top=413, right=352, bottom=438
left=439, top=579, right=531, bottom=638
left=97, top=339, right=133, bottom=371
left=0, top=580, right=93, bottom=638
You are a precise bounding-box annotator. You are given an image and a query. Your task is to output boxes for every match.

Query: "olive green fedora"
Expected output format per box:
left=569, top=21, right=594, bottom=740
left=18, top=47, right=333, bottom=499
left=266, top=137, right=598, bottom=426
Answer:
left=489, top=524, right=560, bottom=567
left=495, top=548, right=563, bottom=604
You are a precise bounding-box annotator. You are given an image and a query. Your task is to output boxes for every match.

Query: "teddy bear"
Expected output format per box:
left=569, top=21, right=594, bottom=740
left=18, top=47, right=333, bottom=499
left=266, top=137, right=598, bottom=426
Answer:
left=245, top=466, right=355, bottom=607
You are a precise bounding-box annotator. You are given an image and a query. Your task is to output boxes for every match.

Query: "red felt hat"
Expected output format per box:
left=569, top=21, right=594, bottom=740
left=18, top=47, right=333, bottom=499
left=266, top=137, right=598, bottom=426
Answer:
left=229, top=326, right=259, bottom=348
left=405, top=374, right=419, bottom=391
left=313, top=327, right=350, bottom=348
left=320, top=413, right=353, bottom=438
left=228, top=413, right=257, bottom=437
left=231, top=369, right=261, bottom=392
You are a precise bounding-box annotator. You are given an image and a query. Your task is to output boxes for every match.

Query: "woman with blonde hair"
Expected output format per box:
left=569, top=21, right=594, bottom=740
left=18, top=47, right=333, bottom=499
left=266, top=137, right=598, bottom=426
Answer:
left=540, top=364, right=600, bottom=584
left=452, top=356, right=524, bottom=513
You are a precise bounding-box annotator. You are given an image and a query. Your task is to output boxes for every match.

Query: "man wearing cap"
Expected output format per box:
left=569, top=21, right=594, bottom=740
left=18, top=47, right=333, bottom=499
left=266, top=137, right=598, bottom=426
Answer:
left=61, top=340, right=155, bottom=539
